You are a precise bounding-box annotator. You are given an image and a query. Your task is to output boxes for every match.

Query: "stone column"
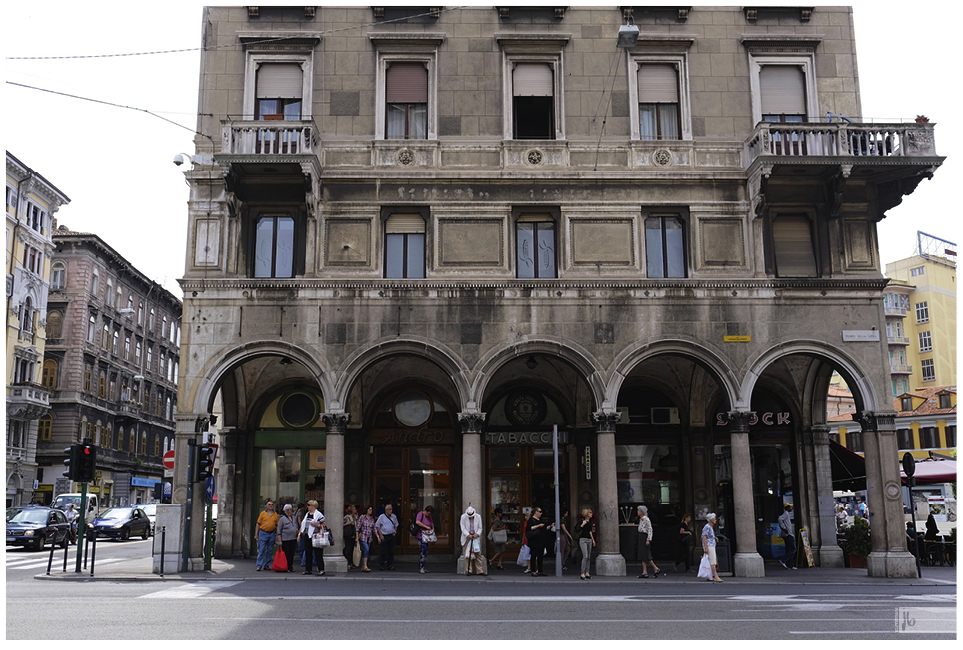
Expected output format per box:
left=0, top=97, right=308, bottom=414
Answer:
left=592, top=411, right=626, bottom=576
left=811, top=424, right=844, bottom=567
left=457, top=411, right=487, bottom=573
left=727, top=411, right=765, bottom=577
left=855, top=411, right=916, bottom=577
left=321, top=413, right=349, bottom=573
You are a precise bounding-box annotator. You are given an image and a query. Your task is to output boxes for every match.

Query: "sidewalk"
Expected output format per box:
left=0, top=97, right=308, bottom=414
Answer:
left=36, top=555, right=957, bottom=586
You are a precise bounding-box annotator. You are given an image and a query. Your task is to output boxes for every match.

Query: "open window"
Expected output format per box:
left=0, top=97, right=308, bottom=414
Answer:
left=385, top=63, right=428, bottom=140
left=515, top=213, right=557, bottom=278
left=771, top=213, right=818, bottom=278
left=644, top=212, right=687, bottom=278
left=384, top=211, right=427, bottom=278
left=497, top=35, right=568, bottom=141
left=513, top=63, right=555, bottom=139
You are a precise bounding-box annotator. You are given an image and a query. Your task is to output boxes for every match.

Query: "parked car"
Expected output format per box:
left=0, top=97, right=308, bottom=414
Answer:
left=6, top=506, right=71, bottom=551
left=133, top=503, right=156, bottom=535
left=88, top=507, right=151, bottom=541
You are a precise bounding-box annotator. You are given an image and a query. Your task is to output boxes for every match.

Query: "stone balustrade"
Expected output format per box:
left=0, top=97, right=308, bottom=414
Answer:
left=745, top=121, right=937, bottom=162
left=221, top=119, right=321, bottom=156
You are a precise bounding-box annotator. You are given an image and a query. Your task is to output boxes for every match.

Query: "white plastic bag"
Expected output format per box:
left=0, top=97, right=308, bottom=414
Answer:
left=516, top=544, right=531, bottom=565
left=697, top=554, right=712, bottom=579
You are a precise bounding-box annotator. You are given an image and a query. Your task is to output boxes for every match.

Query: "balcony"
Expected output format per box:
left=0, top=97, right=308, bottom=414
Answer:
left=887, top=335, right=910, bottom=346
left=884, top=304, right=908, bottom=317
left=890, top=363, right=914, bottom=375
left=7, top=382, right=51, bottom=419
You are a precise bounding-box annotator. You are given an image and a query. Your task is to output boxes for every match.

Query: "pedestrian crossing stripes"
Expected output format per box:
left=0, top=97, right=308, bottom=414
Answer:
left=5, top=556, right=126, bottom=571
left=138, top=581, right=242, bottom=599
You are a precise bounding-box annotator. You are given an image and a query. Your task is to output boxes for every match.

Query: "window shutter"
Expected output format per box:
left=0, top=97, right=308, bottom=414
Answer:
left=385, top=214, right=425, bottom=234
left=513, top=63, right=553, bottom=97
left=760, top=65, right=806, bottom=115
left=257, top=63, right=303, bottom=99
left=386, top=63, right=428, bottom=103
left=772, top=215, right=817, bottom=277
left=638, top=64, right=679, bottom=103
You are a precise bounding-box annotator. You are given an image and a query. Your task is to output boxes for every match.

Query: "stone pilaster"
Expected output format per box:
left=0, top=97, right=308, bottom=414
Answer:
left=591, top=410, right=626, bottom=576
left=457, top=410, right=487, bottom=573
left=321, top=413, right=350, bottom=573
left=811, top=424, right=844, bottom=567
left=727, top=411, right=765, bottom=577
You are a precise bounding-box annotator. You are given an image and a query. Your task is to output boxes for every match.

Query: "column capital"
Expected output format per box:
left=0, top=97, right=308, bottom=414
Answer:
left=592, top=411, right=620, bottom=434
left=852, top=410, right=896, bottom=433
left=811, top=423, right=831, bottom=445
left=321, top=413, right=350, bottom=435
left=457, top=411, right=487, bottom=435
left=726, top=410, right=756, bottom=434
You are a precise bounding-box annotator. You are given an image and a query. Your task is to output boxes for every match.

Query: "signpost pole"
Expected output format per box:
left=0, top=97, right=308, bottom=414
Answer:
left=205, top=476, right=214, bottom=571
left=182, top=438, right=195, bottom=572
left=553, top=424, right=562, bottom=577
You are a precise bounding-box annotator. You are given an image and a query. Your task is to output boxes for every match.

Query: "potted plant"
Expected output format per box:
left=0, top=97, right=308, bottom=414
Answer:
left=915, top=115, right=930, bottom=123
left=840, top=516, right=872, bottom=567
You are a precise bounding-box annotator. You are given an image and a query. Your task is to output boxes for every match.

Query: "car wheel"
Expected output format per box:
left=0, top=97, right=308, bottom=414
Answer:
left=121, top=528, right=130, bottom=541
left=33, top=535, right=46, bottom=551
left=142, top=525, right=150, bottom=540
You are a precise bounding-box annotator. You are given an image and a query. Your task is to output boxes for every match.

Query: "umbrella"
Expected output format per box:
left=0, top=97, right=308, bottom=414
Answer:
left=902, top=458, right=957, bottom=484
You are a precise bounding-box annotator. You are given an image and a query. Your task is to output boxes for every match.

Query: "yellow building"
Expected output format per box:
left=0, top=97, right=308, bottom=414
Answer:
left=885, top=236, right=957, bottom=389
left=6, top=151, right=70, bottom=507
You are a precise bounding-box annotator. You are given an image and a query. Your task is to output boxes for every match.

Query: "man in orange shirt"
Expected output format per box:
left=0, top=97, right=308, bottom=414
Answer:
left=255, top=500, right=279, bottom=571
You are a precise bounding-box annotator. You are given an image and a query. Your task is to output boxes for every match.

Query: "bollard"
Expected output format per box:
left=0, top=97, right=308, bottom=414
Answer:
left=89, top=532, right=97, bottom=577
left=160, top=526, right=166, bottom=577
left=46, top=536, right=57, bottom=575
left=63, top=538, right=69, bottom=573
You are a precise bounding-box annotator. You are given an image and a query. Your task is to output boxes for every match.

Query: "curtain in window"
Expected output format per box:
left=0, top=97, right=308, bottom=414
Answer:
left=645, top=216, right=685, bottom=278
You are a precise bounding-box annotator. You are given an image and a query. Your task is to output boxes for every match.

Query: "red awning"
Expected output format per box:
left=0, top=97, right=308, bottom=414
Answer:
left=903, top=458, right=957, bottom=484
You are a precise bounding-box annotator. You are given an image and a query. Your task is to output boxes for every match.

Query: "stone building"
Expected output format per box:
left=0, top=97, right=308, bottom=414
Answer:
left=6, top=151, right=70, bottom=507
left=36, top=228, right=182, bottom=507
left=175, top=6, right=943, bottom=577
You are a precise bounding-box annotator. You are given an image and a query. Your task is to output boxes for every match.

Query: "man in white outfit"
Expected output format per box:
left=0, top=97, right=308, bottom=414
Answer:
left=460, top=506, right=486, bottom=576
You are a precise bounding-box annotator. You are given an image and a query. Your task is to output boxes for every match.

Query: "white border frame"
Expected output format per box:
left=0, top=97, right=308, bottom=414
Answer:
left=243, top=53, right=314, bottom=120
left=748, top=54, right=819, bottom=125
left=502, top=53, right=565, bottom=141
left=628, top=53, right=692, bottom=141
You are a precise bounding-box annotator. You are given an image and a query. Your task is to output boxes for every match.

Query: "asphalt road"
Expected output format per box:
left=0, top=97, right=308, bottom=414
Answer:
left=6, top=545, right=956, bottom=641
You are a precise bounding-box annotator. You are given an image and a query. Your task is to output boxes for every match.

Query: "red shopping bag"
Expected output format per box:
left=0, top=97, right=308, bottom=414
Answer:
left=271, top=546, right=288, bottom=573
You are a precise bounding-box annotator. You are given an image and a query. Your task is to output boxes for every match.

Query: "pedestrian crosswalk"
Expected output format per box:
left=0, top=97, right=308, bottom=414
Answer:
left=5, top=554, right=126, bottom=572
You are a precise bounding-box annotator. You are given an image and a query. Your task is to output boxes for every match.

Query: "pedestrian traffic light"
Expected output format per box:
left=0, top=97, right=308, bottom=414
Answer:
left=77, top=444, right=97, bottom=483
left=194, top=443, right=217, bottom=483
left=63, top=444, right=80, bottom=481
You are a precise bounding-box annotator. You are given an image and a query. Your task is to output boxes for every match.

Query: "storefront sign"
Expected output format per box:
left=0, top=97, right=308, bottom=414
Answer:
left=842, top=330, right=880, bottom=342
left=373, top=428, right=454, bottom=445
left=485, top=431, right=568, bottom=446
left=584, top=446, right=591, bottom=480
left=131, top=477, right=160, bottom=488
left=715, top=412, right=791, bottom=426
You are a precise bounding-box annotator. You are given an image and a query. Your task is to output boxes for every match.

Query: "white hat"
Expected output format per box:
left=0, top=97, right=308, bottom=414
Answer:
left=466, top=506, right=475, bottom=516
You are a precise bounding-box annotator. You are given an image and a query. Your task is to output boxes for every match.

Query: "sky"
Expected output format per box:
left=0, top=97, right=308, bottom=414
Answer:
left=4, top=1, right=959, bottom=297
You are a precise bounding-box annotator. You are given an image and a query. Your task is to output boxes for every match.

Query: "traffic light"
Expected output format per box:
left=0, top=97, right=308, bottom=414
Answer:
left=194, top=444, right=217, bottom=483
left=77, top=444, right=97, bottom=483
left=63, top=444, right=80, bottom=481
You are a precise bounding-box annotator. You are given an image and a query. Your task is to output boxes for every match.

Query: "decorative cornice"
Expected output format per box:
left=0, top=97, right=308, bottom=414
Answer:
left=237, top=31, right=322, bottom=50
left=744, top=7, right=814, bottom=23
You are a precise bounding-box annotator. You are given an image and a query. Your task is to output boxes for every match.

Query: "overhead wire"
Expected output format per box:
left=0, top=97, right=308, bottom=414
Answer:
left=592, top=48, right=626, bottom=172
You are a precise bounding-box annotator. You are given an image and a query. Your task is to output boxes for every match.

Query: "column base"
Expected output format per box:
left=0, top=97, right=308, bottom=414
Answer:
left=594, top=552, right=627, bottom=576
left=816, top=544, right=845, bottom=568
left=453, top=555, right=489, bottom=575
left=733, top=552, right=766, bottom=577
left=867, top=551, right=918, bottom=578
left=323, top=555, right=349, bottom=574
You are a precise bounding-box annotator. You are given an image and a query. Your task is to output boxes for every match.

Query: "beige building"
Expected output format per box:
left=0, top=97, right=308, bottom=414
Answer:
left=6, top=152, right=70, bottom=507
left=174, top=6, right=943, bottom=577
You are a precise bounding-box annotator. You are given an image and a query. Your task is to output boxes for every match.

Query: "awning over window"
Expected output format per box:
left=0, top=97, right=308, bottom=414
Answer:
left=902, top=458, right=957, bottom=484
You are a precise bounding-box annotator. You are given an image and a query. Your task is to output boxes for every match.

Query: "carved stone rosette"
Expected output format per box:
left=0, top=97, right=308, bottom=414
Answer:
left=321, top=413, right=351, bottom=435
left=457, top=411, right=487, bottom=435
left=591, top=411, right=620, bottom=434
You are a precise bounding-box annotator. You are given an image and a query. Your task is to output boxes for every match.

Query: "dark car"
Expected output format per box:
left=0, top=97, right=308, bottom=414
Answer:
left=6, top=506, right=71, bottom=551
left=88, top=507, right=151, bottom=541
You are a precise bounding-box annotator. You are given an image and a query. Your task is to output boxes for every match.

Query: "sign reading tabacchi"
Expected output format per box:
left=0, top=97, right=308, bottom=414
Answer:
left=486, top=431, right=569, bottom=445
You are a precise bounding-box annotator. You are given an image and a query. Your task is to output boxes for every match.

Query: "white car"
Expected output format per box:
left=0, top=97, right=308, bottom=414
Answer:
left=133, top=503, right=156, bottom=535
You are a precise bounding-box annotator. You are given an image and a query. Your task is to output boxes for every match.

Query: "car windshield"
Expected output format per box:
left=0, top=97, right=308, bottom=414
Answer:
left=6, top=507, right=23, bottom=521
left=9, top=510, right=49, bottom=525
left=139, top=504, right=156, bottom=516
left=99, top=508, right=133, bottom=520
left=53, top=497, right=80, bottom=509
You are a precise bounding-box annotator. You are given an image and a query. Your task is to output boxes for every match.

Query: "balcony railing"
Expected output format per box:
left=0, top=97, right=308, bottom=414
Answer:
left=887, top=335, right=910, bottom=345
left=890, top=363, right=914, bottom=374
left=746, top=122, right=937, bottom=162
left=8, top=382, right=51, bottom=419
left=221, top=119, right=321, bottom=156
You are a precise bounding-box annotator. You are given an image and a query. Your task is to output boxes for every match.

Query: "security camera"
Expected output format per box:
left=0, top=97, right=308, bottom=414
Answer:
left=173, top=154, right=186, bottom=166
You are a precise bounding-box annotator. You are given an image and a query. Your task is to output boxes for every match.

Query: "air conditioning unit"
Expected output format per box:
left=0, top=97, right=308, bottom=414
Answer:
left=650, top=407, right=680, bottom=425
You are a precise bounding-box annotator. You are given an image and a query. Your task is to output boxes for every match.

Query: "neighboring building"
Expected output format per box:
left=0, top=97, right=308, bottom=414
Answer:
left=882, top=280, right=914, bottom=397
left=6, top=152, right=70, bottom=508
left=884, top=234, right=957, bottom=390
left=35, top=226, right=182, bottom=507
left=175, top=6, right=943, bottom=578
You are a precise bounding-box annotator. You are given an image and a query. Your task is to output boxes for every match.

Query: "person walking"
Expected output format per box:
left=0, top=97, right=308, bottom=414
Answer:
left=675, top=513, right=694, bottom=572
left=574, top=508, right=596, bottom=580
left=526, top=506, right=549, bottom=576
left=778, top=503, right=797, bottom=570
left=520, top=512, right=532, bottom=574
left=557, top=509, right=574, bottom=570
left=65, top=504, right=79, bottom=544
left=636, top=505, right=662, bottom=578
left=298, top=500, right=326, bottom=576
left=255, top=500, right=279, bottom=571
left=357, top=505, right=375, bottom=573
left=488, top=507, right=507, bottom=570
left=415, top=504, right=435, bottom=574
left=342, top=505, right=358, bottom=569
left=460, top=505, right=486, bottom=575
left=375, top=503, right=399, bottom=571
left=276, top=504, right=299, bottom=572
left=702, top=512, right=723, bottom=583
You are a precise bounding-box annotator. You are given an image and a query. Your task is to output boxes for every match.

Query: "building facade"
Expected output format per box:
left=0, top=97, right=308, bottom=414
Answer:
left=175, top=6, right=943, bottom=577
left=36, top=227, right=182, bottom=507
left=6, top=152, right=70, bottom=507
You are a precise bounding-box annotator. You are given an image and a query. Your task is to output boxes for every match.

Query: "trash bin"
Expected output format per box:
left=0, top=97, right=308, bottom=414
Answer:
left=716, top=534, right=732, bottom=574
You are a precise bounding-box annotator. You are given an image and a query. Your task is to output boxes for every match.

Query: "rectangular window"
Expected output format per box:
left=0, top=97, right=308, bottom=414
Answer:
left=920, top=427, right=939, bottom=449
left=645, top=215, right=687, bottom=278
left=384, top=213, right=426, bottom=278
left=918, top=331, right=932, bottom=352
left=897, top=429, right=915, bottom=450
left=760, top=65, right=807, bottom=121
left=98, top=374, right=106, bottom=399
left=846, top=431, right=863, bottom=453
left=921, top=358, right=935, bottom=381
left=254, top=216, right=295, bottom=278
left=900, top=397, right=914, bottom=411
left=638, top=64, right=680, bottom=140
left=513, top=63, right=554, bottom=139
left=385, top=63, right=428, bottom=140
left=938, top=393, right=952, bottom=409
left=516, top=218, right=556, bottom=278
left=84, top=368, right=91, bottom=393
left=945, top=426, right=956, bottom=448
left=39, top=416, right=52, bottom=442
left=915, top=302, right=929, bottom=323
left=771, top=214, right=817, bottom=277
left=910, top=266, right=924, bottom=277
left=255, top=63, right=302, bottom=120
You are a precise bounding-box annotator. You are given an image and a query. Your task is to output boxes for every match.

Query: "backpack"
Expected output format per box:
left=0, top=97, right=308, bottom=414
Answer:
left=408, top=512, right=421, bottom=538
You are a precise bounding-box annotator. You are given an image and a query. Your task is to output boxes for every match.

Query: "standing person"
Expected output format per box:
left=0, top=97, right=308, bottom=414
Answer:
left=924, top=513, right=940, bottom=540
left=574, top=508, right=596, bottom=580
left=778, top=504, right=797, bottom=570
left=636, top=505, right=663, bottom=578
left=375, top=503, right=399, bottom=571
left=557, top=509, right=574, bottom=570
left=488, top=507, right=507, bottom=570
left=460, top=505, right=486, bottom=576
left=255, top=500, right=279, bottom=571
left=675, top=513, right=694, bottom=572
left=520, top=512, right=532, bottom=574
left=415, top=504, right=435, bottom=574
left=356, top=505, right=375, bottom=573
left=298, top=499, right=326, bottom=576
left=526, top=506, right=549, bottom=576
left=295, top=502, right=308, bottom=569
left=342, top=505, right=358, bottom=569
left=276, top=504, right=299, bottom=572
left=835, top=504, right=848, bottom=532
left=65, top=504, right=79, bottom=544
left=702, top=512, right=723, bottom=583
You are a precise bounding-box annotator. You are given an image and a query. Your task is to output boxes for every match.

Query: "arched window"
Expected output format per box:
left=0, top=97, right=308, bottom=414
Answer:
left=91, top=271, right=99, bottom=296
left=125, top=336, right=131, bottom=360
left=38, top=415, right=53, bottom=441
left=128, top=430, right=136, bottom=452
left=51, top=261, right=66, bottom=289
left=87, top=314, right=96, bottom=342
left=153, top=436, right=161, bottom=456
left=141, top=433, right=147, bottom=455
left=162, top=315, right=168, bottom=338
left=47, top=310, right=63, bottom=339
left=167, top=356, right=174, bottom=381
left=95, top=420, right=103, bottom=445
left=137, top=302, right=144, bottom=324
left=106, top=279, right=114, bottom=306
left=102, top=323, right=110, bottom=350
left=117, top=427, right=125, bottom=451
left=135, top=340, right=142, bottom=364
left=41, top=359, right=58, bottom=389
left=149, top=308, right=155, bottom=331
left=112, top=329, right=119, bottom=355
left=166, top=397, right=173, bottom=420
left=127, top=295, right=133, bottom=311
left=20, top=297, right=34, bottom=333
left=79, top=416, right=87, bottom=442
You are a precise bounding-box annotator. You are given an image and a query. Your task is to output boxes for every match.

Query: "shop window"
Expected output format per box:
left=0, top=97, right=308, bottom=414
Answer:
left=897, top=429, right=915, bottom=450
left=771, top=214, right=817, bottom=277
left=921, top=359, right=935, bottom=382
left=644, top=214, right=687, bottom=278
left=512, top=62, right=555, bottom=139
left=384, top=213, right=426, bottom=278
left=41, top=359, right=58, bottom=389
left=38, top=415, right=52, bottom=442
left=637, top=63, right=681, bottom=140
left=915, top=302, right=929, bottom=323
left=253, top=215, right=297, bottom=278
left=51, top=261, right=66, bottom=289
left=385, top=63, right=428, bottom=140
left=516, top=215, right=556, bottom=278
